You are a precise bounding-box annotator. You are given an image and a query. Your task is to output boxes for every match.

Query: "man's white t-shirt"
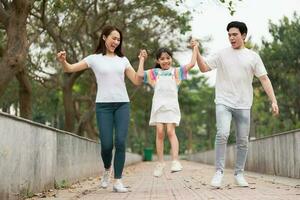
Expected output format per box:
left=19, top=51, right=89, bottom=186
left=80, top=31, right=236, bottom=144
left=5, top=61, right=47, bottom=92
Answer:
left=84, top=54, right=131, bottom=102
left=206, top=47, right=267, bottom=109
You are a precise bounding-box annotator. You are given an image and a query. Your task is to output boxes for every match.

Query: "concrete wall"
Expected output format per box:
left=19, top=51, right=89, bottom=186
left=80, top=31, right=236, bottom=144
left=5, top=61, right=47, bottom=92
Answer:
left=187, top=129, right=300, bottom=179
left=0, top=112, right=142, bottom=200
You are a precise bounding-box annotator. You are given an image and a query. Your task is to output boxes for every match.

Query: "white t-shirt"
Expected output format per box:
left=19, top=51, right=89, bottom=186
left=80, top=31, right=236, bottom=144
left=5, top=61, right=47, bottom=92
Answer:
left=206, top=47, right=267, bottom=109
left=84, top=54, right=131, bottom=102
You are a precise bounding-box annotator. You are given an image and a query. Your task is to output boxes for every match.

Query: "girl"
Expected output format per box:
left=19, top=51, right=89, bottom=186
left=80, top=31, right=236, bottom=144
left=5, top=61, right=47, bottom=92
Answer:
left=144, top=41, right=198, bottom=177
left=57, top=25, right=147, bottom=192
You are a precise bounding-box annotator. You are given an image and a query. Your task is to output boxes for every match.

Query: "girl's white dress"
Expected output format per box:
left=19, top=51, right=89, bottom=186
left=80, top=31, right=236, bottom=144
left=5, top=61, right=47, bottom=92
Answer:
left=149, top=68, right=181, bottom=126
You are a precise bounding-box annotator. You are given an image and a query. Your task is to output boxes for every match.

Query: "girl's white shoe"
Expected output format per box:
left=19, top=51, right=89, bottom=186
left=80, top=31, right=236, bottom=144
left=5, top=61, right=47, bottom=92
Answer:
left=153, top=162, right=165, bottom=177
left=171, top=160, right=183, bottom=172
left=113, top=179, right=128, bottom=193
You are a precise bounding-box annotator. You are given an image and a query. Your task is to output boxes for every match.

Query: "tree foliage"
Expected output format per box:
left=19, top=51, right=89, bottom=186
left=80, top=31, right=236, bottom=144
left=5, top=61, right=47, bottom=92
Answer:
left=252, top=13, right=300, bottom=137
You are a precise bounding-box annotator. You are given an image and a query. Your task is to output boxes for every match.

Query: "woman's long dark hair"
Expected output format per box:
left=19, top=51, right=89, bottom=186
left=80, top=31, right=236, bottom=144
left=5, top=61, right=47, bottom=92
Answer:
left=95, top=25, right=124, bottom=57
left=154, top=47, right=173, bottom=68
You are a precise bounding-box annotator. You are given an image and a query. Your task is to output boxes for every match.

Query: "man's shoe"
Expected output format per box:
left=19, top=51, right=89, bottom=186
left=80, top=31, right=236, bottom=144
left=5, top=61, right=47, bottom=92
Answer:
left=234, top=173, right=249, bottom=187
left=210, top=171, right=223, bottom=188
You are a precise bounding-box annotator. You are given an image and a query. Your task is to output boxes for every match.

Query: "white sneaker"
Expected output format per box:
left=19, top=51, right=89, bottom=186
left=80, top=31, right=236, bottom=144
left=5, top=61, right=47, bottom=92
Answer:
left=113, top=179, right=128, bottom=193
left=153, top=162, right=165, bottom=177
left=100, top=169, right=111, bottom=188
left=210, top=171, right=224, bottom=188
left=171, top=160, right=183, bottom=172
left=234, top=173, right=249, bottom=187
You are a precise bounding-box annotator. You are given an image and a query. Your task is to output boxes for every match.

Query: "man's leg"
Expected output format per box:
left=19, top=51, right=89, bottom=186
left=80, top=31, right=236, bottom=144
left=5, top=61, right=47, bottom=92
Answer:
left=232, top=109, right=250, bottom=174
left=232, top=108, right=250, bottom=187
left=215, top=104, right=232, bottom=172
left=211, top=104, right=232, bottom=187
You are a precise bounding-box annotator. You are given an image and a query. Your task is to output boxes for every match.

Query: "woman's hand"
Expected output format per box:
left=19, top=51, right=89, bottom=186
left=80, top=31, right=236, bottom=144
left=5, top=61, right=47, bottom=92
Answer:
left=57, top=51, right=67, bottom=63
left=138, top=49, right=148, bottom=61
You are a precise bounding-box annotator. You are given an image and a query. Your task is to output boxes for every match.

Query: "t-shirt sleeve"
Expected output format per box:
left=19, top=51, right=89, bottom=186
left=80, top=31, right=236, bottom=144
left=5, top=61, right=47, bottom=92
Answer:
left=175, top=66, right=188, bottom=81
left=144, top=68, right=158, bottom=85
left=83, top=55, right=94, bottom=69
left=123, top=57, right=132, bottom=69
left=205, top=53, right=221, bottom=70
left=253, top=53, right=267, bottom=77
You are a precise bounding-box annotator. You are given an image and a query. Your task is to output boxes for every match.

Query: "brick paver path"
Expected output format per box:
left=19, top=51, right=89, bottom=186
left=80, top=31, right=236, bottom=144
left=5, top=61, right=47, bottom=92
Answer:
left=29, top=161, right=300, bottom=200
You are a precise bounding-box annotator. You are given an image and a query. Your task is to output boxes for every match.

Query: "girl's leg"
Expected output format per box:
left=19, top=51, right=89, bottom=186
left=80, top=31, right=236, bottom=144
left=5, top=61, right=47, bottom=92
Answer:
left=96, top=103, right=114, bottom=170
left=166, top=123, right=179, bottom=160
left=113, top=102, right=130, bottom=179
left=155, top=123, right=165, bottom=162
left=153, top=123, right=165, bottom=177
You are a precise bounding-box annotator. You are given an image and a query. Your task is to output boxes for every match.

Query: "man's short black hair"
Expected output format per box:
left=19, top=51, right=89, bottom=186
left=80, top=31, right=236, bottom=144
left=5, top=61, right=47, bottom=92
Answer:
left=226, top=21, right=248, bottom=35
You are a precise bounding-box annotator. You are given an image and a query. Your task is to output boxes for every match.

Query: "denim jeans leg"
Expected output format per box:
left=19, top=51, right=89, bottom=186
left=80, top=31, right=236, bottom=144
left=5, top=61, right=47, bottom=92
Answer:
left=96, top=103, right=114, bottom=170
left=215, top=104, right=232, bottom=172
left=113, top=103, right=130, bottom=179
left=233, top=109, right=250, bottom=174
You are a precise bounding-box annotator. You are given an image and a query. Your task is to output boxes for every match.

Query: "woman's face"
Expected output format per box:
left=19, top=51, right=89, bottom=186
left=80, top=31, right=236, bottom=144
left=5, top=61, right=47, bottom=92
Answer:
left=104, top=30, right=121, bottom=53
left=157, top=52, right=172, bottom=70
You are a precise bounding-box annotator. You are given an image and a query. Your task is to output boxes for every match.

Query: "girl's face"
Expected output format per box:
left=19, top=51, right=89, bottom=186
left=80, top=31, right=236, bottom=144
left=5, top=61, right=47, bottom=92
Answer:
left=104, top=30, right=121, bottom=54
left=157, top=52, right=172, bottom=70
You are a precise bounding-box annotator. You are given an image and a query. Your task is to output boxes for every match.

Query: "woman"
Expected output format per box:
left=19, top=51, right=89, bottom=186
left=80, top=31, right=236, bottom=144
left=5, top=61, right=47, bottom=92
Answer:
left=57, top=25, right=147, bottom=192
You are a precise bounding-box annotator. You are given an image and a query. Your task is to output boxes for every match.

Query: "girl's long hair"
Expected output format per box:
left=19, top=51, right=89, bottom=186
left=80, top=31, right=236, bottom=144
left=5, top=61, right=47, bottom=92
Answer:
left=154, top=47, right=173, bottom=68
left=95, top=25, right=124, bottom=57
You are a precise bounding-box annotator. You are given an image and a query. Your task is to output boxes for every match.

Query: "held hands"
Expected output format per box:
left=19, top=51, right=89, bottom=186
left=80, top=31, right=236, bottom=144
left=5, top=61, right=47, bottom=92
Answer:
left=189, top=38, right=199, bottom=50
left=138, top=49, right=148, bottom=61
left=57, top=51, right=67, bottom=63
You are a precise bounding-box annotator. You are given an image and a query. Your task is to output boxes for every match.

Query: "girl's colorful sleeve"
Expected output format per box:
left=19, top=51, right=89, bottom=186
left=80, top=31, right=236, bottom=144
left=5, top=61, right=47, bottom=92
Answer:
left=174, top=66, right=188, bottom=85
left=144, top=68, right=158, bottom=86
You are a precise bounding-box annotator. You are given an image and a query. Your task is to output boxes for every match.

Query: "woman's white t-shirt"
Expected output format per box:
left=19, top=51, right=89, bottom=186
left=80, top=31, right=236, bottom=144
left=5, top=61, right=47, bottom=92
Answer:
left=83, top=54, right=131, bottom=103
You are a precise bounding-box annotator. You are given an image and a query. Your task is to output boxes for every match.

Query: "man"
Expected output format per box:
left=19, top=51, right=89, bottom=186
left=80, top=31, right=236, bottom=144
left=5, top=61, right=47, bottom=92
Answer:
left=196, top=21, right=279, bottom=187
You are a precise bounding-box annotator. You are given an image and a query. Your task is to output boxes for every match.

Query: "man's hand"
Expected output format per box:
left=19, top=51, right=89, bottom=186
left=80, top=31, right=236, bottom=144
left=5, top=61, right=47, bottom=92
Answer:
left=271, top=102, right=279, bottom=116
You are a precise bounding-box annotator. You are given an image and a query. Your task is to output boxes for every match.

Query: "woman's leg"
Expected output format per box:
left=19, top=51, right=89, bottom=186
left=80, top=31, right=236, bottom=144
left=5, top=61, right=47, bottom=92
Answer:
left=155, top=123, right=165, bottom=162
left=114, top=102, right=130, bottom=179
left=96, top=103, right=114, bottom=170
left=166, top=123, right=178, bottom=160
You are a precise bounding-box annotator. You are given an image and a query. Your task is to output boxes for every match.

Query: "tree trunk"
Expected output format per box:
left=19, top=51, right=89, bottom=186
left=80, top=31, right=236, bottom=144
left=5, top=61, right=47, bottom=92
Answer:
left=62, top=71, right=84, bottom=132
left=16, top=69, right=32, bottom=119
left=76, top=103, right=96, bottom=138
left=0, top=0, right=32, bottom=97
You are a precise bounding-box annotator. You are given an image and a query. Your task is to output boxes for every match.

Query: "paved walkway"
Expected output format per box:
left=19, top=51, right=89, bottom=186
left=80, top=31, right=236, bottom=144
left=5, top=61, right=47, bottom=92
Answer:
left=28, top=161, right=300, bottom=200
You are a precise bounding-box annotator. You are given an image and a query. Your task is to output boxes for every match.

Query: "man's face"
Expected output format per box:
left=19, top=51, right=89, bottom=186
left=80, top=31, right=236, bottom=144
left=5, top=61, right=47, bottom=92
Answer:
left=228, top=27, right=246, bottom=49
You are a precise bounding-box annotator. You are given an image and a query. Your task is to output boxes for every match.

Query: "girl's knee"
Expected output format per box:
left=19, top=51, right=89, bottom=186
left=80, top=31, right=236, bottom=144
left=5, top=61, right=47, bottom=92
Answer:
left=166, top=130, right=176, bottom=138
left=156, top=134, right=164, bottom=141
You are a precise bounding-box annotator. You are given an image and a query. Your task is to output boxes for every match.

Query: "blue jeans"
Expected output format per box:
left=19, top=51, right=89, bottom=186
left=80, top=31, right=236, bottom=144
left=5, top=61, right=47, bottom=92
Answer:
left=215, top=104, right=250, bottom=174
left=96, top=102, right=130, bottom=179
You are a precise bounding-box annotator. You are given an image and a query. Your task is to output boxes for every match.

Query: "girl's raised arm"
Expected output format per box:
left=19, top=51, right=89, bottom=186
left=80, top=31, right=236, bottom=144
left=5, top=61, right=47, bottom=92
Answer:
left=184, top=40, right=199, bottom=71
